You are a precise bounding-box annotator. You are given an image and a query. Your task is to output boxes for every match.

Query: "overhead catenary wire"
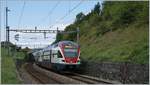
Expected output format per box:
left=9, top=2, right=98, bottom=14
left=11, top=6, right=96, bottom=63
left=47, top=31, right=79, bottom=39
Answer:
left=58, top=2, right=90, bottom=26
left=50, top=0, right=84, bottom=29
left=54, top=0, right=94, bottom=30
left=65, top=8, right=90, bottom=25
left=18, top=1, right=26, bottom=29
left=37, top=1, right=60, bottom=27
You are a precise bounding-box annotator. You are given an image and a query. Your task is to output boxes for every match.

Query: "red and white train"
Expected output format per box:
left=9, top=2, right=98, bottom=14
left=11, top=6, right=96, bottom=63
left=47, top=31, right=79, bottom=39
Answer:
left=32, top=41, right=81, bottom=71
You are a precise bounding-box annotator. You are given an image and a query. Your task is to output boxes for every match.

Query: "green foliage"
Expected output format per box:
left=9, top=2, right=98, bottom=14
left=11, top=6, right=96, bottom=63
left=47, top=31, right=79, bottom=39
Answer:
left=55, top=1, right=149, bottom=64
left=101, top=1, right=149, bottom=29
left=93, top=2, right=101, bottom=15
left=55, top=33, right=63, bottom=43
left=1, top=47, right=22, bottom=84
left=75, top=12, right=85, bottom=23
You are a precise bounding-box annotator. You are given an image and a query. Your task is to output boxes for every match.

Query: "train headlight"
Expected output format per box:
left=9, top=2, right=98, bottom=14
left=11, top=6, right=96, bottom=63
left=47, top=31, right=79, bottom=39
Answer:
left=77, top=60, right=80, bottom=64
left=77, top=60, right=80, bottom=62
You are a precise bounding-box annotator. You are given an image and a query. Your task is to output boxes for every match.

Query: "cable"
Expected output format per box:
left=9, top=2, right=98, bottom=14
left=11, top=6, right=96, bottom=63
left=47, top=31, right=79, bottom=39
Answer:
left=50, top=0, right=84, bottom=28
left=18, top=1, right=26, bottom=28
left=37, top=1, right=60, bottom=27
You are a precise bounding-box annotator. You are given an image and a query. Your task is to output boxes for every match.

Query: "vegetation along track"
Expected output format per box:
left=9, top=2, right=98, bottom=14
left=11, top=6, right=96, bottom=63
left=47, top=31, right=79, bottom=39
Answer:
left=24, top=63, right=62, bottom=84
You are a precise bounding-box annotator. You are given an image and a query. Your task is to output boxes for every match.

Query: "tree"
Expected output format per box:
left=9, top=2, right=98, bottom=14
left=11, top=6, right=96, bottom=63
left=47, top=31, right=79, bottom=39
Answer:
left=93, top=2, right=101, bottom=15
left=75, top=12, right=85, bottom=23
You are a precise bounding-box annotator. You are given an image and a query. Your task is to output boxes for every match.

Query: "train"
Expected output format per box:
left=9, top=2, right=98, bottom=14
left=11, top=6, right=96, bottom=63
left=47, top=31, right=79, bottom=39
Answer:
left=28, top=41, right=81, bottom=71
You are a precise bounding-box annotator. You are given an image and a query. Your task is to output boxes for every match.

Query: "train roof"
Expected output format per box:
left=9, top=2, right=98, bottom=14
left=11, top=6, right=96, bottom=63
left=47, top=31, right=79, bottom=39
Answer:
left=31, top=41, right=79, bottom=53
left=29, top=48, right=43, bottom=53
left=58, top=41, right=78, bottom=46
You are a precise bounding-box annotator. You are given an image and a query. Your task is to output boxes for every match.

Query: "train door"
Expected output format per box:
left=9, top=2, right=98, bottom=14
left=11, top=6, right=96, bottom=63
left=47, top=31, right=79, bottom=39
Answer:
left=38, top=52, right=43, bottom=62
left=51, top=50, right=58, bottom=63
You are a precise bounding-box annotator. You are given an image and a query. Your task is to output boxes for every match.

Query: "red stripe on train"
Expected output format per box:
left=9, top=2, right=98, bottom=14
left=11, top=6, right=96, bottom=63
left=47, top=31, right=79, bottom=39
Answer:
left=65, top=57, right=78, bottom=63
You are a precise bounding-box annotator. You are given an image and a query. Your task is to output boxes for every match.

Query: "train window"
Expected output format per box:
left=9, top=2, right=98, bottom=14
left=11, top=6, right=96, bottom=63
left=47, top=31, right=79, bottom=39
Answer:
left=43, top=55, right=50, bottom=61
left=57, top=51, right=63, bottom=58
left=43, top=51, right=50, bottom=56
left=64, top=48, right=78, bottom=57
left=64, top=51, right=78, bottom=57
left=54, top=43, right=58, bottom=48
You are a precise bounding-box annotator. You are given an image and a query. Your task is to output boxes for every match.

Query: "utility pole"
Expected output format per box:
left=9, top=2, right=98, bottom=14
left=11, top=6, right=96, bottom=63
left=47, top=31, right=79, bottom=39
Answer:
left=44, top=32, right=46, bottom=39
left=57, top=27, right=59, bottom=33
left=77, top=27, right=79, bottom=44
left=5, top=7, right=10, bottom=55
left=6, top=7, right=10, bottom=42
left=5, top=7, right=7, bottom=48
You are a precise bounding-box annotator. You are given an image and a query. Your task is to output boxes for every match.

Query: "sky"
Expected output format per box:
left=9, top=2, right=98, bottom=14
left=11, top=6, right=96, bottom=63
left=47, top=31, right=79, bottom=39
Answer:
left=0, top=0, right=103, bottom=48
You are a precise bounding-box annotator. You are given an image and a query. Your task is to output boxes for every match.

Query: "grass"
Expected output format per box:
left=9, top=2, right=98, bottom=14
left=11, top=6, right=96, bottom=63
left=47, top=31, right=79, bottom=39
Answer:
left=80, top=23, right=149, bottom=64
left=1, top=47, right=25, bottom=84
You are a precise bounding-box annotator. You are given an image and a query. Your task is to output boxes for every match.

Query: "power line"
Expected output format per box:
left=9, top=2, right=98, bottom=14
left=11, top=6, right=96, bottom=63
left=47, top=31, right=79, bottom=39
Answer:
left=50, top=0, right=84, bottom=28
left=18, top=1, right=26, bottom=28
left=37, top=1, right=60, bottom=27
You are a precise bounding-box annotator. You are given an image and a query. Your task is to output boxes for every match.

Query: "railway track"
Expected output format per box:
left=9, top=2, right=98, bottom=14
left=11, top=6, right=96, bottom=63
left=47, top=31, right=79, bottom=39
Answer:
left=63, top=73, right=120, bottom=84
left=38, top=64, right=121, bottom=84
left=68, top=75, right=102, bottom=84
left=67, top=73, right=120, bottom=84
left=38, top=65, right=117, bottom=84
left=24, top=63, right=120, bottom=84
left=24, top=63, right=62, bottom=84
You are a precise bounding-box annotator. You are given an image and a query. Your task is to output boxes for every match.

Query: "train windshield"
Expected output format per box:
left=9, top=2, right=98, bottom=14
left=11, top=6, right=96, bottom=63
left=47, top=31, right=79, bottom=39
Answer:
left=64, top=48, right=78, bottom=57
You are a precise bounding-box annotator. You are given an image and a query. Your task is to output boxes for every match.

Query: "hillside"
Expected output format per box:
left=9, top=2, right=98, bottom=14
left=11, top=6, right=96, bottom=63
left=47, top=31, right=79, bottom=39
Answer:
left=55, top=1, right=149, bottom=64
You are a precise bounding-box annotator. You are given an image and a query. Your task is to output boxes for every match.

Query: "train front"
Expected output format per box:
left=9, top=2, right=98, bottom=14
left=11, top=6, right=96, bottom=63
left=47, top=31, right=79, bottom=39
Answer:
left=59, top=41, right=80, bottom=70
